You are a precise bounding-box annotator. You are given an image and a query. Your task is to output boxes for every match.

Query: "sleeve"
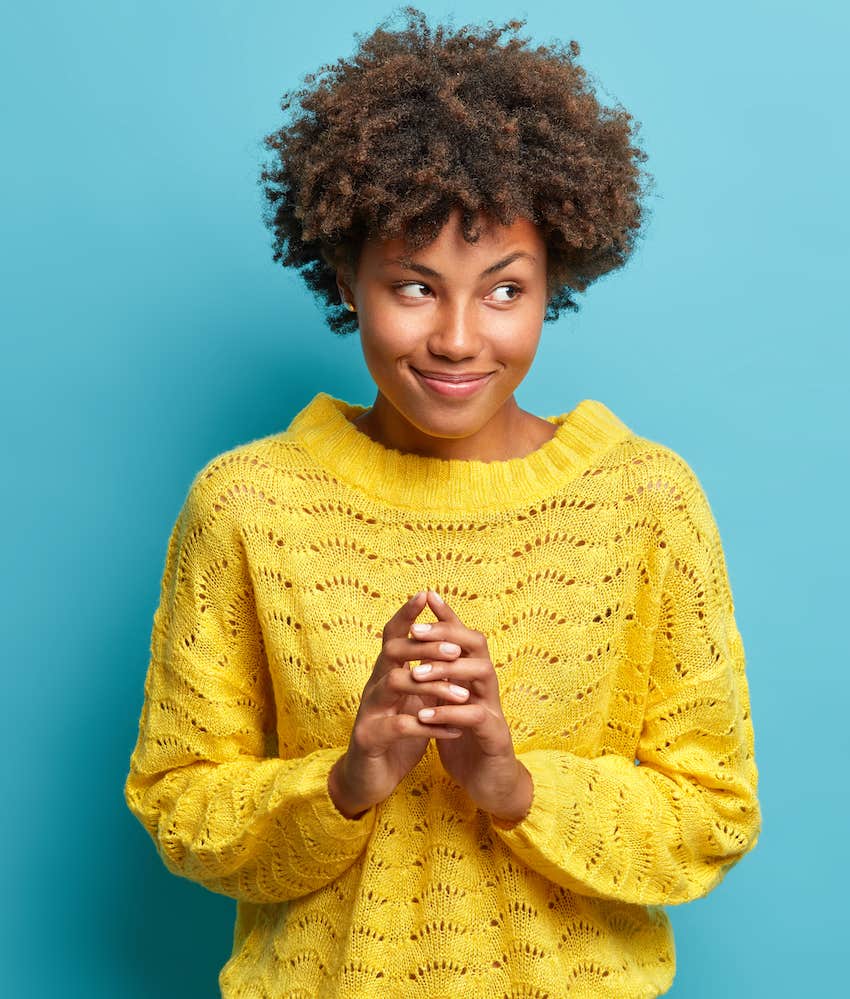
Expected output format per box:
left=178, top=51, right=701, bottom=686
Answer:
left=123, top=468, right=376, bottom=904
left=491, top=458, right=762, bottom=907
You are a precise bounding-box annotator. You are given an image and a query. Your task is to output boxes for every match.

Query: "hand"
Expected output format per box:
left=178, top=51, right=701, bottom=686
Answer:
left=328, top=590, right=467, bottom=818
left=408, top=591, right=534, bottom=824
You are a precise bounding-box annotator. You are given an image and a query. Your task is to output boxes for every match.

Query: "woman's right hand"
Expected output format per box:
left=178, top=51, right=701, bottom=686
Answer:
left=328, top=590, right=467, bottom=818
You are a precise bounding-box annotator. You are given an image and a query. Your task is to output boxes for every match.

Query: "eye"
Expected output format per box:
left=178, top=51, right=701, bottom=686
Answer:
left=393, top=282, right=523, bottom=302
left=394, top=282, right=431, bottom=299
left=489, top=284, right=522, bottom=302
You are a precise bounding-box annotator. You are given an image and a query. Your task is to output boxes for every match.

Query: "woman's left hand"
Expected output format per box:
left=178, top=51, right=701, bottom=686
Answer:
left=409, top=590, right=533, bottom=824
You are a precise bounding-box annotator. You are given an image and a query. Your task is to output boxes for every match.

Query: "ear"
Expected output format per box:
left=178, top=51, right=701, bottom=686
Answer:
left=336, top=271, right=356, bottom=311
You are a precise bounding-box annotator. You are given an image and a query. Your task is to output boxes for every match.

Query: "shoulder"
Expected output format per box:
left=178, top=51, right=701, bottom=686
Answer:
left=575, top=399, right=708, bottom=502
left=177, top=426, right=312, bottom=531
left=193, top=430, right=304, bottom=486
left=617, top=430, right=736, bottom=603
left=620, top=433, right=711, bottom=513
left=602, top=419, right=730, bottom=558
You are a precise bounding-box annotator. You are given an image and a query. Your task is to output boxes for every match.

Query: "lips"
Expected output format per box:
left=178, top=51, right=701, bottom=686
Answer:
left=412, top=369, right=494, bottom=382
left=411, top=367, right=495, bottom=398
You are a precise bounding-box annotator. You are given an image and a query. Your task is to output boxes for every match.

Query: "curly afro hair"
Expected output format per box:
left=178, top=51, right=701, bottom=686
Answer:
left=259, top=6, right=654, bottom=335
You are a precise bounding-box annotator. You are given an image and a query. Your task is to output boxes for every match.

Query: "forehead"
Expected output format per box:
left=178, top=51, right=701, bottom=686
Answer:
left=362, top=211, right=545, bottom=266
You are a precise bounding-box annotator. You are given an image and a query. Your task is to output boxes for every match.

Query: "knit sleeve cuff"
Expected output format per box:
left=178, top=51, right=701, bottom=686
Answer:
left=487, top=750, right=571, bottom=872
left=276, top=748, right=376, bottom=867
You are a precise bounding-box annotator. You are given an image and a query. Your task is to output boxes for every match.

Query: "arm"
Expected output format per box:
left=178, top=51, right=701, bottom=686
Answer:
left=492, top=461, right=762, bottom=906
left=123, top=469, right=375, bottom=904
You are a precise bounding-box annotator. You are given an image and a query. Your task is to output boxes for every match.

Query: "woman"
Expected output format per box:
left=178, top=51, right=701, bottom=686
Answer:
left=124, top=9, right=761, bottom=997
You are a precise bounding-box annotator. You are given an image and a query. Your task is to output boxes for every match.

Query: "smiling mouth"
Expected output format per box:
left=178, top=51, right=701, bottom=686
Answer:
left=411, top=367, right=495, bottom=397
left=412, top=368, right=495, bottom=382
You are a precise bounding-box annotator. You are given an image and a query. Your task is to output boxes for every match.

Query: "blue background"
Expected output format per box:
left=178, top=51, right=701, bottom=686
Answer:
left=3, top=1, right=847, bottom=995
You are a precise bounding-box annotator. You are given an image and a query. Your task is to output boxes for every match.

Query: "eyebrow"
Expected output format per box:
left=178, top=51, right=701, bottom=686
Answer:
left=383, top=251, right=537, bottom=279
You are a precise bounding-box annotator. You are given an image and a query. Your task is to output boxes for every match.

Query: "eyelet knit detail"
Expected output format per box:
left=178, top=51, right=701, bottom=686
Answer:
left=124, top=391, right=761, bottom=998
left=285, top=392, right=634, bottom=511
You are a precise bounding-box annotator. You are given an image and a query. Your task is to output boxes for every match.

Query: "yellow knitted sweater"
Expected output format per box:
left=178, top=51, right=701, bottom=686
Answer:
left=124, top=392, right=761, bottom=998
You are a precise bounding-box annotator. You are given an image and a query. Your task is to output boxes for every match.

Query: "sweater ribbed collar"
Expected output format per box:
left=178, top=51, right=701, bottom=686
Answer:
left=285, top=392, right=633, bottom=512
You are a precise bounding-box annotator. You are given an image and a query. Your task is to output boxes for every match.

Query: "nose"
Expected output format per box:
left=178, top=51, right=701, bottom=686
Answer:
left=425, top=301, right=484, bottom=361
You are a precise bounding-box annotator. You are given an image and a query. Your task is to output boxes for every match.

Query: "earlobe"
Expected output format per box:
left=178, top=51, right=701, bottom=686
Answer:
left=336, top=279, right=357, bottom=312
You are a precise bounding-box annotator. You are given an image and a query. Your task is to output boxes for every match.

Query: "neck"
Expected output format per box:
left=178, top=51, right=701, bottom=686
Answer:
left=352, top=393, right=556, bottom=462
left=283, top=393, right=634, bottom=513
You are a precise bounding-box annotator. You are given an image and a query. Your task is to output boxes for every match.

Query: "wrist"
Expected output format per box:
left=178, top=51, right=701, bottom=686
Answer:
left=489, top=761, right=534, bottom=830
left=328, top=754, right=370, bottom=820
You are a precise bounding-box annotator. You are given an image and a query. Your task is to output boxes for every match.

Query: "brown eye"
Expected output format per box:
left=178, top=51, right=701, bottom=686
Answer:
left=395, top=282, right=430, bottom=298
left=490, top=284, right=522, bottom=302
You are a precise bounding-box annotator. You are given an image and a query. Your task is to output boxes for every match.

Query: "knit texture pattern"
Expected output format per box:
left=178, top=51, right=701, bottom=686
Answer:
left=124, top=392, right=761, bottom=998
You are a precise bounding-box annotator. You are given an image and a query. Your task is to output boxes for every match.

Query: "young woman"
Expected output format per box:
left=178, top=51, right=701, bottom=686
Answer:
left=124, top=10, right=761, bottom=997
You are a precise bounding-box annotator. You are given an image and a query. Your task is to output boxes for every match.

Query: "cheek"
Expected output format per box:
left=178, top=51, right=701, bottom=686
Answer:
left=499, top=327, right=542, bottom=369
left=358, top=325, right=411, bottom=373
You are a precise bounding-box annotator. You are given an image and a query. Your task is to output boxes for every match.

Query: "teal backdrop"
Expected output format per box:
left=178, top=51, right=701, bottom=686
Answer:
left=3, top=1, right=847, bottom=995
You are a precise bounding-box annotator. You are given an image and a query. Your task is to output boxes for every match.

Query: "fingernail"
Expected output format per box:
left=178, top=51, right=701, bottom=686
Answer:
left=430, top=589, right=444, bottom=604
left=440, top=642, right=460, bottom=655
left=409, top=591, right=425, bottom=603
left=418, top=707, right=435, bottom=719
left=449, top=684, right=468, bottom=698
left=412, top=663, right=432, bottom=676
left=411, top=623, right=431, bottom=634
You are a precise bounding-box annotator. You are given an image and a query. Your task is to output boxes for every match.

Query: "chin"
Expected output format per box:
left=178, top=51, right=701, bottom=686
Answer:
left=409, top=411, right=491, bottom=442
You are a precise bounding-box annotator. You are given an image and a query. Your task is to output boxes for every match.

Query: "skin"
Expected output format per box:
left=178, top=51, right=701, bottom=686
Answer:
left=328, top=589, right=535, bottom=825
left=328, top=207, right=554, bottom=825
left=335, top=205, right=557, bottom=461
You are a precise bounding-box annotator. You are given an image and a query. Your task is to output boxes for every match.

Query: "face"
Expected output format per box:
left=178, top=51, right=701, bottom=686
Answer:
left=337, top=206, right=551, bottom=461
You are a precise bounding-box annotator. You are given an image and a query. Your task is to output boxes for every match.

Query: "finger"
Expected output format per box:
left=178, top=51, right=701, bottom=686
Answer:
left=374, top=591, right=429, bottom=676
left=417, top=704, right=510, bottom=752
left=384, top=591, right=429, bottom=642
left=417, top=703, right=489, bottom=731
left=368, top=713, right=463, bottom=748
left=409, top=658, right=499, bottom=698
left=410, top=592, right=490, bottom=657
left=407, top=626, right=490, bottom=661
left=412, top=678, right=472, bottom=704
left=367, top=666, right=473, bottom=710
left=426, top=588, right=464, bottom=623
left=383, top=635, right=463, bottom=667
